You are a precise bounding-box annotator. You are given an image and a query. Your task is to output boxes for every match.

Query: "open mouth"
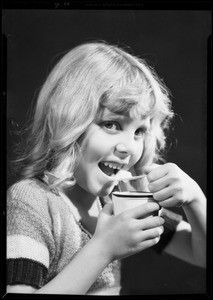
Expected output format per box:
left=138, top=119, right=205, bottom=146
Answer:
left=98, top=161, right=122, bottom=177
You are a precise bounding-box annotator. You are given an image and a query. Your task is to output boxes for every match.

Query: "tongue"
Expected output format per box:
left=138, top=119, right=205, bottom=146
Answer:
left=99, top=163, right=115, bottom=176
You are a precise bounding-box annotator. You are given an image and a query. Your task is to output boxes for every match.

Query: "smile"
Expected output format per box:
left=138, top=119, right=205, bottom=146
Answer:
left=98, top=161, right=123, bottom=177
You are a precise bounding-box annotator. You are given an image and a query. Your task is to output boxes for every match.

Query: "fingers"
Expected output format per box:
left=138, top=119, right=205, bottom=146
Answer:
left=133, top=226, right=164, bottom=254
left=137, top=236, right=162, bottom=252
left=156, top=196, right=184, bottom=208
left=100, top=202, right=113, bottom=215
left=148, top=175, right=171, bottom=192
left=128, top=202, right=160, bottom=219
left=146, top=165, right=168, bottom=182
left=140, top=226, right=164, bottom=240
left=152, top=186, right=173, bottom=201
left=144, top=163, right=179, bottom=185
left=150, top=186, right=177, bottom=207
left=143, top=163, right=160, bottom=175
left=139, top=216, right=165, bottom=230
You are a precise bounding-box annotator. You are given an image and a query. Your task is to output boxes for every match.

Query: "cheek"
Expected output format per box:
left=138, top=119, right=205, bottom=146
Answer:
left=85, top=141, right=108, bottom=163
left=82, top=133, right=114, bottom=162
left=131, top=143, right=144, bottom=165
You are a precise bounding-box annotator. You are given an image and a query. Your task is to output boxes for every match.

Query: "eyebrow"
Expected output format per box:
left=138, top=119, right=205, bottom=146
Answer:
left=98, top=110, right=151, bottom=129
left=100, top=110, right=127, bottom=120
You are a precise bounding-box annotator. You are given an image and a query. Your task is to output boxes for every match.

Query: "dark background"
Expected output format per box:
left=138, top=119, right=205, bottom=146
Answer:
left=3, top=8, right=211, bottom=295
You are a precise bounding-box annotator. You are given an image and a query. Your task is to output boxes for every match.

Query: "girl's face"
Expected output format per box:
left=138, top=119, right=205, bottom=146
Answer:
left=74, top=108, right=150, bottom=197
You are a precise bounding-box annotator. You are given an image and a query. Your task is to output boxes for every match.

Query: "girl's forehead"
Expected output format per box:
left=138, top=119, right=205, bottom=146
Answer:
left=99, top=108, right=123, bottom=118
left=99, top=85, right=155, bottom=120
left=97, top=108, right=151, bottom=125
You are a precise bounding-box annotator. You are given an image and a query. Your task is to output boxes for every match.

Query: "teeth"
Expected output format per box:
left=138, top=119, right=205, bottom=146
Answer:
left=103, top=162, right=122, bottom=170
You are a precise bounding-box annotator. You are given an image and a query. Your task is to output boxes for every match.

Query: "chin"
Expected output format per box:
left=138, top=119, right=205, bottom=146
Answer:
left=86, top=181, right=114, bottom=197
left=98, top=189, right=112, bottom=197
left=97, top=183, right=115, bottom=197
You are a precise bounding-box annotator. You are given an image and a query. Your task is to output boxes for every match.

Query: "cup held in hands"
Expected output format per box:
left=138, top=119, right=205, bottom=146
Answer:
left=112, top=191, right=158, bottom=216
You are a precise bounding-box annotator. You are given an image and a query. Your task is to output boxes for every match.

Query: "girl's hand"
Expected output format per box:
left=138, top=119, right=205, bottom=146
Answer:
left=93, top=202, right=165, bottom=262
left=144, top=163, right=203, bottom=208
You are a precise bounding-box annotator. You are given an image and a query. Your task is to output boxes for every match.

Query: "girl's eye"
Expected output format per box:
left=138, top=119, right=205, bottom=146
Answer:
left=102, top=121, right=120, bottom=131
left=135, top=128, right=147, bottom=137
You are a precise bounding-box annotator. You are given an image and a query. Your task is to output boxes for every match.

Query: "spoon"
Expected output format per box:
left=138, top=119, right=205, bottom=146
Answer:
left=123, top=174, right=146, bottom=181
left=110, top=170, right=147, bottom=183
left=118, top=174, right=146, bottom=182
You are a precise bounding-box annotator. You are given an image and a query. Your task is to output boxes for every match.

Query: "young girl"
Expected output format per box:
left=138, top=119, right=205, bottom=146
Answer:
left=7, top=42, right=206, bottom=295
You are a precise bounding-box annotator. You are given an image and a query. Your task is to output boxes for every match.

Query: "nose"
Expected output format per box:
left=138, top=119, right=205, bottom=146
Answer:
left=114, top=139, right=136, bottom=159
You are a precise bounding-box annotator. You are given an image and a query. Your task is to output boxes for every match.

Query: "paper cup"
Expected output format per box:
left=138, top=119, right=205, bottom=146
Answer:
left=112, top=191, right=158, bottom=216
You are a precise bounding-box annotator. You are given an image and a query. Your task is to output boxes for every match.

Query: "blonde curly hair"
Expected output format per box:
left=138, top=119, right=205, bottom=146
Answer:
left=14, top=41, right=174, bottom=188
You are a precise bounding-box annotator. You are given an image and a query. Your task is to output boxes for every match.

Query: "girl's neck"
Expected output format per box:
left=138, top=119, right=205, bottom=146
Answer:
left=59, top=184, right=101, bottom=235
left=61, top=183, right=97, bottom=211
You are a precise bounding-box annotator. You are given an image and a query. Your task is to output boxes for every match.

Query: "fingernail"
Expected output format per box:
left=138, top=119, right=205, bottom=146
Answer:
left=159, top=226, right=164, bottom=234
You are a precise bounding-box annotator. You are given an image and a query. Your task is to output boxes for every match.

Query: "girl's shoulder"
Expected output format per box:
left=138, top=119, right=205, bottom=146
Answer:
left=8, top=177, right=50, bottom=196
left=7, top=178, right=60, bottom=211
left=8, top=177, right=44, bottom=190
left=7, top=178, right=76, bottom=222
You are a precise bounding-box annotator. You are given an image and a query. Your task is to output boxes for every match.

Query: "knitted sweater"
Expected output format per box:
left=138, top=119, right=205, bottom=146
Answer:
left=7, top=178, right=182, bottom=295
left=7, top=179, right=121, bottom=295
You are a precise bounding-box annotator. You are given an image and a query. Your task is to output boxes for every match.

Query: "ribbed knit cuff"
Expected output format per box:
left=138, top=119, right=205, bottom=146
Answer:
left=7, top=258, right=48, bottom=288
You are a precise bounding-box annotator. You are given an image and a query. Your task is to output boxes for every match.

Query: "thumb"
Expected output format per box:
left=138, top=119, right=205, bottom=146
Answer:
left=101, top=202, right=113, bottom=216
left=143, top=163, right=160, bottom=175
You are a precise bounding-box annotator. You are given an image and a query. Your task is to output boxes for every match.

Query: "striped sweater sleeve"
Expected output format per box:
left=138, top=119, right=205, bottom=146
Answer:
left=7, top=180, right=55, bottom=288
